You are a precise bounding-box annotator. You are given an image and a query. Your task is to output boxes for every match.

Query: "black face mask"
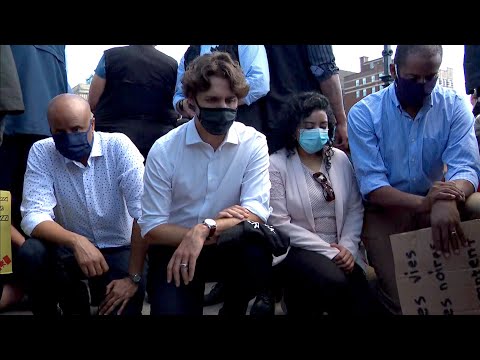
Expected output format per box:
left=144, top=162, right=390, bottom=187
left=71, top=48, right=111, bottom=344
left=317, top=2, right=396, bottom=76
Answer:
left=196, top=99, right=237, bottom=136
left=394, top=65, right=437, bottom=109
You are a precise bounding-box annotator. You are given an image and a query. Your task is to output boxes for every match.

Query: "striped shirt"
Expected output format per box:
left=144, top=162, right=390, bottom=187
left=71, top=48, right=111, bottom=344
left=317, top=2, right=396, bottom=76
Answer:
left=307, top=45, right=339, bottom=82
left=348, top=83, right=480, bottom=198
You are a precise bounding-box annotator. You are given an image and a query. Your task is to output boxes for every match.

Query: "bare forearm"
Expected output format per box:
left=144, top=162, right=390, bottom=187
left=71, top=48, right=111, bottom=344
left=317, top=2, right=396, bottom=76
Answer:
left=368, top=186, right=424, bottom=212
left=144, top=223, right=190, bottom=247
left=128, top=220, right=148, bottom=275
left=31, top=220, right=83, bottom=248
left=11, top=225, right=25, bottom=248
left=88, top=75, right=106, bottom=112
left=214, top=210, right=264, bottom=236
left=319, top=74, right=347, bottom=126
left=453, top=179, right=475, bottom=198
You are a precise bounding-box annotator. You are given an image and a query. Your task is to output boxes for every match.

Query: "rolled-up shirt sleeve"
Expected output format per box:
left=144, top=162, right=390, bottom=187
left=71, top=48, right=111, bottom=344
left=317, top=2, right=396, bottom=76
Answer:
left=240, top=134, right=271, bottom=222
left=238, top=45, right=270, bottom=106
left=20, top=143, right=57, bottom=236
left=138, top=141, right=173, bottom=238
left=444, top=95, right=480, bottom=189
left=348, top=102, right=391, bottom=199
left=115, top=135, right=145, bottom=220
left=307, top=45, right=339, bottom=82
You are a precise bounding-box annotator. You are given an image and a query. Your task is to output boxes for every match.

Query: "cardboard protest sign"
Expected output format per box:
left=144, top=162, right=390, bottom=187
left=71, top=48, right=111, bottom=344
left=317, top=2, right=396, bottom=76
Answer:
left=391, top=219, right=480, bottom=315
left=0, top=190, right=13, bottom=275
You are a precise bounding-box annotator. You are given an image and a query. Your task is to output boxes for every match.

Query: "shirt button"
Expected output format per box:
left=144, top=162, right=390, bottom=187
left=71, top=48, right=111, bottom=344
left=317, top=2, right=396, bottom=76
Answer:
left=411, top=138, right=415, bottom=142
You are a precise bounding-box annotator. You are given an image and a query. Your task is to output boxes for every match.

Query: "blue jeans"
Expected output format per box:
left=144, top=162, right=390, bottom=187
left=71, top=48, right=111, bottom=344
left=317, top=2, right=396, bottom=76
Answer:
left=16, top=238, right=145, bottom=315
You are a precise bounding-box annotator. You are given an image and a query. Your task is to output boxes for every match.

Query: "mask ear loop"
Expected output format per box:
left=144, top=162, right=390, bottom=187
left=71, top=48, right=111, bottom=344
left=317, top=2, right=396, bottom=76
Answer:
left=193, top=97, right=202, bottom=121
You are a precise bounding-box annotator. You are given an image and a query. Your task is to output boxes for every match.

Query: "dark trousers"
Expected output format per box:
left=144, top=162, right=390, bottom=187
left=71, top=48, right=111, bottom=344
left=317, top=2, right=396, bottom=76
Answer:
left=281, top=247, right=385, bottom=316
left=0, top=134, right=48, bottom=230
left=147, top=240, right=272, bottom=315
left=16, top=238, right=145, bottom=315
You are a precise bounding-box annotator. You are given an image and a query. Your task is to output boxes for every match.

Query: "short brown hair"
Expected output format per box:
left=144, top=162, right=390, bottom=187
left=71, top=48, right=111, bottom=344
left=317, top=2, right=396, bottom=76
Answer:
left=182, top=51, right=249, bottom=100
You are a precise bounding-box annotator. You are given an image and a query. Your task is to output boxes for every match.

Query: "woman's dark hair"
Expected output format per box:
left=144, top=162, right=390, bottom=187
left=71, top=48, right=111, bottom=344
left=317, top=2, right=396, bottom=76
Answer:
left=278, top=91, right=336, bottom=171
left=182, top=51, right=249, bottom=100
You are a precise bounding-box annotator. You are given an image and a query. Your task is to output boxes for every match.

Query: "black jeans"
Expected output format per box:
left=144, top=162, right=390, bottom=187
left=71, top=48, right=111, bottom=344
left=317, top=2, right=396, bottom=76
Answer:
left=16, top=238, right=145, bottom=315
left=147, top=239, right=272, bottom=315
left=281, top=247, right=385, bottom=316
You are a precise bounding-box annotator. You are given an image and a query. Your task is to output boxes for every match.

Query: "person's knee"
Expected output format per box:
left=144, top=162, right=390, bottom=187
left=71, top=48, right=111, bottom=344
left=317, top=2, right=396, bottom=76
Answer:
left=16, top=238, right=50, bottom=271
left=322, top=270, right=350, bottom=294
left=465, top=192, right=480, bottom=220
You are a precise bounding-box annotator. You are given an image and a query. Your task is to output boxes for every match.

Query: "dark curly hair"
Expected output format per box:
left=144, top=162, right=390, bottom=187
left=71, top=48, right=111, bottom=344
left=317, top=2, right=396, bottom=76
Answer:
left=278, top=91, right=336, bottom=172
left=182, top=51, right=249, bottom=100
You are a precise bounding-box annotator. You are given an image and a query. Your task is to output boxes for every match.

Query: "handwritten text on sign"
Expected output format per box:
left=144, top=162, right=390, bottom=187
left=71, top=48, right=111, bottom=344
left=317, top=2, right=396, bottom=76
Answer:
left=391, top=220, right=480, bottom=315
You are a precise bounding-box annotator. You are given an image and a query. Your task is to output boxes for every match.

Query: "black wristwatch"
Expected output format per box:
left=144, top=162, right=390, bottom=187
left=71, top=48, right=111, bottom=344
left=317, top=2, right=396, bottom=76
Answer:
left=129, top=273, right=142, bottom=284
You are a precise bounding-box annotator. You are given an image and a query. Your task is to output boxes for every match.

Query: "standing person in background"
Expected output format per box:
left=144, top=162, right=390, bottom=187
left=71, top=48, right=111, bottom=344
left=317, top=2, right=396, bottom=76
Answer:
left=464, top=45, right=480, bottom=161
left=173, top=45, right=270, bottom=133
left=0, top=45, right=69, bottom=231
left=464, top=45, right=480, bottom=100
left=0, top=44, right=24, bottom=146
left=262, top=45, right=349, bottom=155
left=89, top=45, right=178, bottom=159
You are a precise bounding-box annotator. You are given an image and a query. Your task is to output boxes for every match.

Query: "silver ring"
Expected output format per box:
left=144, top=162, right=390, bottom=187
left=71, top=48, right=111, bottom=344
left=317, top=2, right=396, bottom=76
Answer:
left=180, top=263, right=188, bottom=268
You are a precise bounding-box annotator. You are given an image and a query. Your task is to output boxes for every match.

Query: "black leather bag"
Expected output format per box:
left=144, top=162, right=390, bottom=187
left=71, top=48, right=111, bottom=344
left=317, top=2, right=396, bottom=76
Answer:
left=217, top=220, right=290, bottom=257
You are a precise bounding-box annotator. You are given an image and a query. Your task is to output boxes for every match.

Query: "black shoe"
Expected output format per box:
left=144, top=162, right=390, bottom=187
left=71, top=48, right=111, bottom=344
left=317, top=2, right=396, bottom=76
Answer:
left=204, top=282, right=225, bottom=306
left=250, top=289, right=275, bottom=316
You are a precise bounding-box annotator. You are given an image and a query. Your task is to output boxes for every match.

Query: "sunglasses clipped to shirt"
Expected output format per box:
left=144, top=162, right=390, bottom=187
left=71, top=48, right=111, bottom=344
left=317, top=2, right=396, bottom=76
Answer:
left=312, top=172, right=335, bottom=202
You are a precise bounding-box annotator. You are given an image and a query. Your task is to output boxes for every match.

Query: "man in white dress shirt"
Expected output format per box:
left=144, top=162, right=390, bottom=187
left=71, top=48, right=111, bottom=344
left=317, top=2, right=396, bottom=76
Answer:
left=17, top=94, right=147, bottom=315
left=138, top=51, right=272, bottom=315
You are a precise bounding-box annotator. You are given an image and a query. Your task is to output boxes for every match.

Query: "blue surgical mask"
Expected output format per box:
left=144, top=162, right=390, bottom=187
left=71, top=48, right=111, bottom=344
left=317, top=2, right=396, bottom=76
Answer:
left=52, top=120, right=94, bottom=161
left=298, top=128, right=329, bottom=154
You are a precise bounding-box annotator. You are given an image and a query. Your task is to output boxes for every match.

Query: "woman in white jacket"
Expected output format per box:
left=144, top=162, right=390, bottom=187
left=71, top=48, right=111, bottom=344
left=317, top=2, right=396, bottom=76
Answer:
left=269, top=91, right=381, bottom=315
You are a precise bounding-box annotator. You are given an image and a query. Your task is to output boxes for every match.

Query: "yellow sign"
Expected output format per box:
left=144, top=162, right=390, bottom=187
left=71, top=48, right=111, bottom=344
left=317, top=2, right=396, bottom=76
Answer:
left=0, top=190, right=12, bottom=275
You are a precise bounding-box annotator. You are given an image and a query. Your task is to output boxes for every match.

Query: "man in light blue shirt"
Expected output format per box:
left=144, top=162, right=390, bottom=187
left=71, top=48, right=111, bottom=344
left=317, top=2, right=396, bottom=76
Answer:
left=348, top=45, right=480, bottom=314
left=173, top=45, right=270, bottom=132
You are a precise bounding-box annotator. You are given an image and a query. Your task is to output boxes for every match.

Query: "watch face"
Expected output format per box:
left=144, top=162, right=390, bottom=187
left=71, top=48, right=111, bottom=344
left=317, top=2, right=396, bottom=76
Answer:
left=204, top=218, right=217, bottom=228
left=131, top=274, right=141, bottom=283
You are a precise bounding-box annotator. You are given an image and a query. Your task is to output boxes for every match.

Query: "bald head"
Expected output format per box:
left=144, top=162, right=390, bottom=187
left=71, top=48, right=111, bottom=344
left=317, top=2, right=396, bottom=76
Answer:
left=48, top=94, right=93, bottom=134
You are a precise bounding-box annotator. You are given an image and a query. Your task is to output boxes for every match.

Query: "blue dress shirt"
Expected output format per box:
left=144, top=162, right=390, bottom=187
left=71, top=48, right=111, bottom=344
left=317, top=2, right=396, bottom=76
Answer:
left=348, top=83, right=480, bottom=199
